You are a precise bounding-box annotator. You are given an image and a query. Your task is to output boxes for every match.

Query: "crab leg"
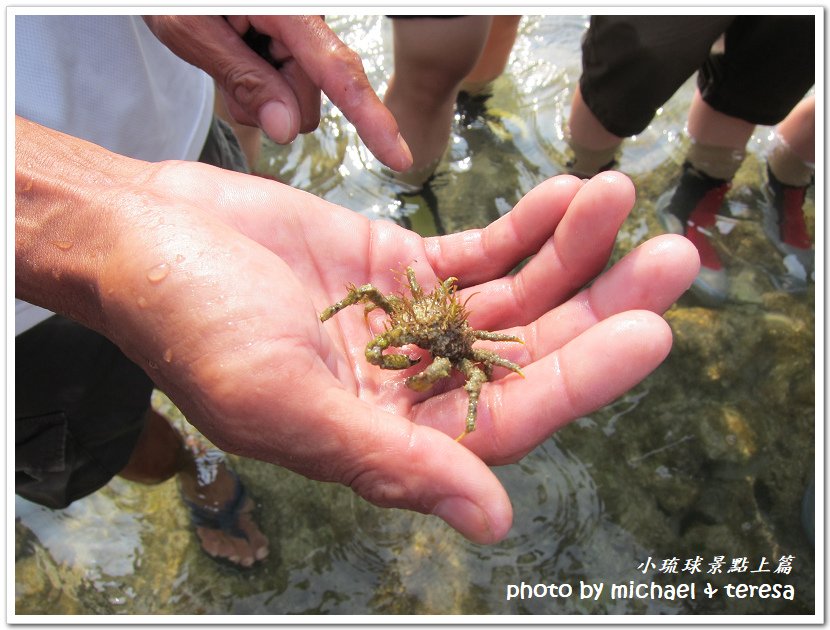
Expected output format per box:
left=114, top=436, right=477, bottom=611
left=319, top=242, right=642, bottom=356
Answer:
left=406, top=356, right=452, bottom=392
left=472, top=330, right=524, bottom=344
left=366, top=330, right=419, bottom=370
left=405, top=267, right=424, bottom=299
left=439, top=276, right=458, bottom=295
left=472, top=349, right=524, bottom=377
left=456, top=358, right=488, bottom=441
left=320, top=284, right=395, bottom=322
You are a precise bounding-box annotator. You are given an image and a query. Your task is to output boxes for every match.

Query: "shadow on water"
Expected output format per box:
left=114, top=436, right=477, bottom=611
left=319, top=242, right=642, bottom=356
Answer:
left=15, top=15, right=816, bottom=616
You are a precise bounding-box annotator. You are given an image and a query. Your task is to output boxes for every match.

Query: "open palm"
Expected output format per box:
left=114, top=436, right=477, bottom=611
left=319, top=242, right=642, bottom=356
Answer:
left=102, top=163, right=699, bottom=543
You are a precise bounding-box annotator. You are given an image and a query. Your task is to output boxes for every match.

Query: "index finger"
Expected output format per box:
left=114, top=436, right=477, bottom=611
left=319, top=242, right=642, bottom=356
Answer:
left=249, top=15, right=413, bottom=172
left=427, top=172, right=636, bottom=330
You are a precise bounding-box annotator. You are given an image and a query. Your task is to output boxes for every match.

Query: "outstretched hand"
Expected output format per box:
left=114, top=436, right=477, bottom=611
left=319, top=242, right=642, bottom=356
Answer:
left=100, top=165, right=698, bottom=543
left=143, top=15, right=412, bottom=172
left=16, top=119, right=699, bottom=543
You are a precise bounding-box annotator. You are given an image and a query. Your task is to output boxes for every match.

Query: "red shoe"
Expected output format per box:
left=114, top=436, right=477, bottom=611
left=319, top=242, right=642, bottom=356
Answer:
left=684, top=185, right=729, bottom=272
left=779, top=186, right=811, bottom=250
left=657, top=163, right=730, bottom=302
left=766, top=165, right=811, bottom=250
left=762, top=165, right=813, bottom=284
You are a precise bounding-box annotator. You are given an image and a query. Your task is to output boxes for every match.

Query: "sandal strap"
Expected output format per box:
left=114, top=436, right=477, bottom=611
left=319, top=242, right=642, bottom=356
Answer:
left=183, top=471, right=249, bottom=540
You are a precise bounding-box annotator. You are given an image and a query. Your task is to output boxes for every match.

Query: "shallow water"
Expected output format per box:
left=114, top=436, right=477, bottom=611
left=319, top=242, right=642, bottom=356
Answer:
left=15, top=15, right=817, bottom=617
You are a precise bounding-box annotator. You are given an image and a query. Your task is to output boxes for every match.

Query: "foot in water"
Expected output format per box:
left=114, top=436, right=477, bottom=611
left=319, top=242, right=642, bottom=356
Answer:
left=178, top=443, right=269, bottom=568
left=120, top=408, right=269, bottom=568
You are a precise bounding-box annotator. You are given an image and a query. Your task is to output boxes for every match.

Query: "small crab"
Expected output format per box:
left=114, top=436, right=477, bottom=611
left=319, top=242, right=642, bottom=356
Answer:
left=320, top=266, right=524, bottom=441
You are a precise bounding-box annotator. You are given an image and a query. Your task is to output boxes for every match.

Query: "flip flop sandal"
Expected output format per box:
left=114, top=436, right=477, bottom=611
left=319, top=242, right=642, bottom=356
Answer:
left=182, top=470, right=251, bottom=545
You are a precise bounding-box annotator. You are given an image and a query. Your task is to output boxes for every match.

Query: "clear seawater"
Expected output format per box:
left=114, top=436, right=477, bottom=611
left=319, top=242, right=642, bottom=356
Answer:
left=15, top=15, right=816, bottom=617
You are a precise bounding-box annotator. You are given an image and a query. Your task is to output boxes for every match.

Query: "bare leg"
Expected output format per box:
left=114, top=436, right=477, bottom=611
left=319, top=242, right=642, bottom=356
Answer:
left=684, top=89, right=754, bottom=181
left=566, top=84, right=622, bottom=177
left=687, top=89, right=755, bottom=150
left=568, top=84, right=623, bottom=152
left=385, top=16, right=492, bottom=183
left=119, top=408, right=186, bottom=484
left=769, top=95, right=815, bottom=186
left=776, top=95, right=815, bottom=164
left=461, top=15, right=522, bottom=94
left=120, top=408, right=269, bottom=567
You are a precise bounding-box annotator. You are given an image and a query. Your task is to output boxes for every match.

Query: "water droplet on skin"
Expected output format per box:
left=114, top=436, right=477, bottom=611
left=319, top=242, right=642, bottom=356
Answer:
left=18, top=177, right=33, bottom=193
left=51, top=240, right=73, bottom=251
left=163, top=348, right=173, bottom=363
left=146, top=262, right=170, bottom=283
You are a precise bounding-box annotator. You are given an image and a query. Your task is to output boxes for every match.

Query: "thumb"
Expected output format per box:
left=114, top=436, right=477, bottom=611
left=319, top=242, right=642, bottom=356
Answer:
left=144, top=16, right=302, bottom=144
left=316, top=388, right=513, bottom=544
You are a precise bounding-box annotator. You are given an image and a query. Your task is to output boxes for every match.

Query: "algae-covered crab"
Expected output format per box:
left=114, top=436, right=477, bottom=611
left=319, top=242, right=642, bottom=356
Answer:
left=320, top=266, right=524, bottom=440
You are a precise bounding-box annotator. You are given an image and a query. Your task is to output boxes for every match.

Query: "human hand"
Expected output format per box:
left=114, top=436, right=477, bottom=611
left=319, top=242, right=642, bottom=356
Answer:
left=16, top=119, right=699, bottom=543
left=143, top=15, right=412, bottom=171
left=105, top=168, right=698, bottom=544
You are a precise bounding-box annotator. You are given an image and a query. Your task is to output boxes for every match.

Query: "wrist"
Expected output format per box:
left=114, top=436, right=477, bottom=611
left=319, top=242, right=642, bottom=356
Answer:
left=15, top=116, right=159, bottom=333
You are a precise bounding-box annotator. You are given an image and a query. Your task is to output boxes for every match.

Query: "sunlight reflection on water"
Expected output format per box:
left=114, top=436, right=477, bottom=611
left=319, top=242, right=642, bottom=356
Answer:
left=16, top=15, right=815, bottom=617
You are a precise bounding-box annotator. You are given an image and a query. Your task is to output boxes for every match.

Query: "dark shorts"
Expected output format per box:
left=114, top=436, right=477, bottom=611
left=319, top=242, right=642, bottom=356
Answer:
left=15, top=315, right=154, bottom=508
left=198, top=116, right=250, bottom=173
left=579, top=15, right=815, bottom=137
left=15, top=116, right=248, bottom=509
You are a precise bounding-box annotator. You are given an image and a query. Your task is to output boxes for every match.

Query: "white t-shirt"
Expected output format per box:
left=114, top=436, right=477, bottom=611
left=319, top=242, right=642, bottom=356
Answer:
left=15, top=14, right=215, bottom=334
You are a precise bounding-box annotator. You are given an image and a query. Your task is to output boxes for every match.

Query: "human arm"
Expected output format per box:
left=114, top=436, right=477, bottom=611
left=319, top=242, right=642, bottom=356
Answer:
left=143, top=15, right=413, bottom=172
left=16, top=115, right=699, bottom=543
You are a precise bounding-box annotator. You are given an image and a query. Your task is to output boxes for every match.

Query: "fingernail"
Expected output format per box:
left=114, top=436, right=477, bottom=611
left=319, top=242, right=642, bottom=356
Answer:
left=433, top=496, right=493, bottom=544
left=396, top=133, right=414, bottom=171
left=259, top=100, right=294, bottom=144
